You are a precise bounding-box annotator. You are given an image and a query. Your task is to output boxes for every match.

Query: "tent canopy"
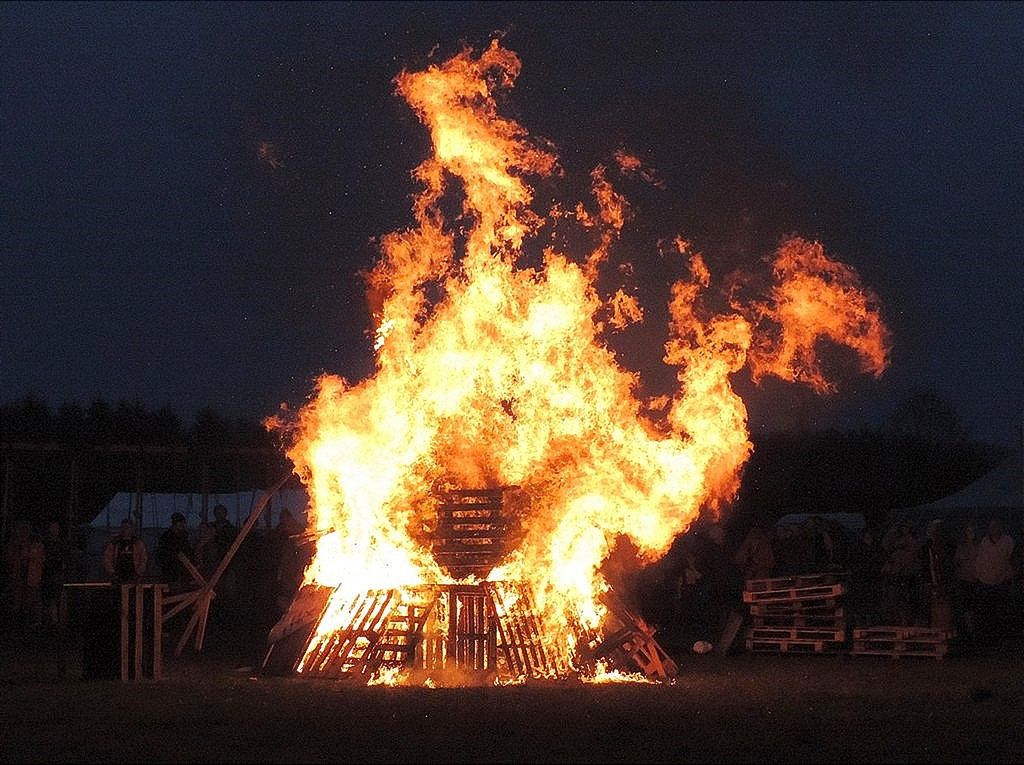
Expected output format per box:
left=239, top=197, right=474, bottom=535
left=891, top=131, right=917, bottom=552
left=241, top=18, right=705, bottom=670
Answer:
left=90, top=489, right=310, bottom=531
left=887, top=446, right=1024, bottom=531
left=775, top=512, right=866, bottom=535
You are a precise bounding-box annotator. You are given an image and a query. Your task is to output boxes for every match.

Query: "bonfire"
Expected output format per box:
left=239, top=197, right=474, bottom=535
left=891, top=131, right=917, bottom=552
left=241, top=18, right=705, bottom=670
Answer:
left=263, top=40, right=890, bottom=686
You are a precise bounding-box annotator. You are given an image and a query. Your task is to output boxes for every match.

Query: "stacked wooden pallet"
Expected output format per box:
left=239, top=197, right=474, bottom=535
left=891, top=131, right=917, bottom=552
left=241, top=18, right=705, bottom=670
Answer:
left=742, top=572, right=848, bottom=654
left=851, top=626, right=952, bottom=659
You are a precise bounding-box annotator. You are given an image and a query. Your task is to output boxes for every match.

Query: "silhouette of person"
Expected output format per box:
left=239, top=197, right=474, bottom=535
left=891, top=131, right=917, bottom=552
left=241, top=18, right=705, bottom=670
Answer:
left=102, top=518, right=148, bottom=584
left=211, top=504, right=237, bottom=560
left=40, top=519, right=70, bottom=629
left=3, top=519, right=45, bottom=629
left=157, top=512, right=193, bottom=593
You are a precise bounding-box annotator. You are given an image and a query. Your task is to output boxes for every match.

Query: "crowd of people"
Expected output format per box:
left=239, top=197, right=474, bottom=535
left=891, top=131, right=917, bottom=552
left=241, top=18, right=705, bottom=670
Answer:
left=0, top=504, right=313, bottom=639
left=1, top=518, right=72, bottom=632
left=666, top=514, right=1023, bottom=650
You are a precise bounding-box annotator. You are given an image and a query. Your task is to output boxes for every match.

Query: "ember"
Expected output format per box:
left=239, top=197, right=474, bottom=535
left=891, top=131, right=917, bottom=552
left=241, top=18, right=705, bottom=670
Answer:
left=264, top=40, right=889, bottom=685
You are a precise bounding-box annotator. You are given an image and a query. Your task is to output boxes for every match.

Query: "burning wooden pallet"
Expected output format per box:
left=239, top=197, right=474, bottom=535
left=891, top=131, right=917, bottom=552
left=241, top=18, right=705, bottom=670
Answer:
left=264, top=486, right=676, bottom=684
left=265, top=579, right=677, bottom=682
left=851, top=626, right=953, bottom=659
left=743, top=572, right=849, bottom=654
left=430, top=487, right=522, bottom=580
left=577, top=591, right=678, bottom=680
left=265, top=581, right=574, bottom=682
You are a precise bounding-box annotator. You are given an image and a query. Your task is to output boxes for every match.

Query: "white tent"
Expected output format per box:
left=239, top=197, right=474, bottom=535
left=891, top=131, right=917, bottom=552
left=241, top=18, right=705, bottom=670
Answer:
left=81, top=488, right=310, bottom=581
left=775, top=512, right=866, bottom=534
left=887, top=446, right=1024, bottom=532
left=90, top=489, right=310, bottom=532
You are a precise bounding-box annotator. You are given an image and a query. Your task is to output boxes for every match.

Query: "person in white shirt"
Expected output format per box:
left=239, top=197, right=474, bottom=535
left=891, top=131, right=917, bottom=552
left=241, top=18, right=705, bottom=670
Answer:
left=973, top=518, right=1015, bottom=645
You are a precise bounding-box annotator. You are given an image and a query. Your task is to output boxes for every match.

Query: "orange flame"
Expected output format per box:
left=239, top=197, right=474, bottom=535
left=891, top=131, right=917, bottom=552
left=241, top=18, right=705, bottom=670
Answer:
left=276, top=40, right=890, bottom=665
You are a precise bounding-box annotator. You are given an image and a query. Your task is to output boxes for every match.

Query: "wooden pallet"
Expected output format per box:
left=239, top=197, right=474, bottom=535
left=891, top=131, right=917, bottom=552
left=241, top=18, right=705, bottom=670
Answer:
left=852, top=626, right=954, bottom=641
left=743, top=583, right=846, bottom=604
left=752, top=611, right=845, bottom=629
left=745, top=637, right=844, bottom=654
left=747, top=626, right=846, bottom=642
left=745, top=571, right=849, bottom=593
left=748, top=598, right=839, bottom=615
left=851, top=639, right=948, bottom=659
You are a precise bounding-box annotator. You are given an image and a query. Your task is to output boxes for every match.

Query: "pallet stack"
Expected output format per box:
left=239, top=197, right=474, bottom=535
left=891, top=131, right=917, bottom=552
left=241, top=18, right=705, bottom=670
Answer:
left=851, top=626, right=952, bottom=659
left=742, top=571, right=848, bottom=654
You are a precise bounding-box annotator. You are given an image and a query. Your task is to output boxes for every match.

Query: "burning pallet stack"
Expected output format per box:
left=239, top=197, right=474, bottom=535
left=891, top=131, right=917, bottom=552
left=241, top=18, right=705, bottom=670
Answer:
left=742, top=571, right=848, bottom=654
left=851, top=625, right=953, bottom=659
left=262, top=486, right=677, bottom=684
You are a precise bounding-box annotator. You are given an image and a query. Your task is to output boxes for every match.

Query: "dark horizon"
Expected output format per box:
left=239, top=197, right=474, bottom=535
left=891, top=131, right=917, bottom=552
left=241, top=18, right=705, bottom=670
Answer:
left=3, top=2, right=1022, bottom=446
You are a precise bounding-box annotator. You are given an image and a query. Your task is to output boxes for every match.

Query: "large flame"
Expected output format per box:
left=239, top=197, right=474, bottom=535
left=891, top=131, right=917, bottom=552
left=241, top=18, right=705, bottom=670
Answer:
left=275, top=40, right=890, bottom=664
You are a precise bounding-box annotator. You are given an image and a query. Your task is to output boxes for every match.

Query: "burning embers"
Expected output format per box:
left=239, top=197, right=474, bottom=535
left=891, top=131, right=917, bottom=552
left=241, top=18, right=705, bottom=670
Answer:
left=265, top=40, right=890, bottom=685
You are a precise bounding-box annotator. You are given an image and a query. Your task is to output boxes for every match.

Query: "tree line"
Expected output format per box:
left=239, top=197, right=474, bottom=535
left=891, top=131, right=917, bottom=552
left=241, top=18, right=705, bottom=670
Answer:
left=1, top=391, right=1008, bottom=535
left=1, top=396, right=292, bottom=529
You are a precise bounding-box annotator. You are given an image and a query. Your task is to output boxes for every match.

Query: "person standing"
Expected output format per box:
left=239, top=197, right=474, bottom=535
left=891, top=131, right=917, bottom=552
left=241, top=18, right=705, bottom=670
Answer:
left=39, top=520, right=70, bottom=629
left=156, top=513, right=193, bottom=593
left=974, top=517, right=1015, bottom=645
left=102, top=519, right=148, bottom=584
left=953, top=524, right=980, bottom=639
left=2, top=519, right=46, bottom=630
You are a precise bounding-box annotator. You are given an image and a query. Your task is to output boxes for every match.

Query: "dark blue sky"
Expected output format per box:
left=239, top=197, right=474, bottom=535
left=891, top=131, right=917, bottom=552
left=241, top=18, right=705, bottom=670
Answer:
left=2, top=2, right=1021, bottom=446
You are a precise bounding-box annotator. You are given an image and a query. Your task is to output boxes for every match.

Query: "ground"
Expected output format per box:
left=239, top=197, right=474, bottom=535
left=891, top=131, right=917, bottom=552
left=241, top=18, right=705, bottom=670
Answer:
left=1, top=616, right=1022, bottom=763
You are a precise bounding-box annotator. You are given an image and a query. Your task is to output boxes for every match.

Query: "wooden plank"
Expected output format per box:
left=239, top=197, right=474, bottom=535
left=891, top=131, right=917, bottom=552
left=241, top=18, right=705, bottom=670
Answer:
left=153, top=585, right=162, bottom=681
left=436, top=488, right=508, bottom=499
left=162, top=590, right=200, bottom=621
left=431, top=527, right=510, bottom=539
left=752, top=611, right=845, bottom=628
left=432, top=541, right=504, bottom=553
left=745, top=571, right=849, bottom=592
left=175, top=603, right=202, bottom=657
left=488, top=585, right=522, bottom=677
left=437, top=502, right=503, bottom=512
left=743, top=583, right=846, bottom=603
left=852, top=626, right=954, bottom=641
left=194, top=591, right=212, bottom=651
left=134, top=585, right=144, bottom=680
left=120, top=585, right=129, bottom=681
left=748, top=626, right=846, bottom=642
left=745, top=638, right=844, bottom=654
left=748, top=598, right=840, bottom=615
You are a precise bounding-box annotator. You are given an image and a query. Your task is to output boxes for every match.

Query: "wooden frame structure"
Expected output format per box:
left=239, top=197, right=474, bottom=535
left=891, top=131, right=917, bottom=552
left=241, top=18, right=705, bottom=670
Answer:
left=160, top=472, right=293, bottom=656
left=263, top=484, right=678, bottom=684
left=287, top=580, right=571, bottom=683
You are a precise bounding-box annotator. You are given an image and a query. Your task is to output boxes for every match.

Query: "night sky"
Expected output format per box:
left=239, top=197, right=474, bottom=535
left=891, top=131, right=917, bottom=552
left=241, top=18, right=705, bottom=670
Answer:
left=2, top=2, right=1021, bottom=446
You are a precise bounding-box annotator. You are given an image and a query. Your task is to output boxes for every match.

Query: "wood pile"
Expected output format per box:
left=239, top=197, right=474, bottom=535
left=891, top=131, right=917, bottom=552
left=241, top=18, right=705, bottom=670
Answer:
left=851, top=626, right=953, bottom=659
left=742, top=571, right=848, bottom=654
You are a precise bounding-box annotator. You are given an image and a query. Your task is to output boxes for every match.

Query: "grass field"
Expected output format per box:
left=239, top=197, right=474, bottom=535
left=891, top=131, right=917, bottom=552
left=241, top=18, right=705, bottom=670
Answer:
left=1, top=617, right=1022, bottom=764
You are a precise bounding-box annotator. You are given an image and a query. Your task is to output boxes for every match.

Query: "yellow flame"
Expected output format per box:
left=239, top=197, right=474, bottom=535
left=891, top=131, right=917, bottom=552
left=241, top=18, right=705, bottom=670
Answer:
left=277, top=40, right=890, bottom=665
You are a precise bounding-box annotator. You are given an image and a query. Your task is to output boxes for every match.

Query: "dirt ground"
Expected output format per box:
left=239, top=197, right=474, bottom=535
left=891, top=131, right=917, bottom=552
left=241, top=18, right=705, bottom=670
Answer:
left=1, top=616, right=1022, bottom=764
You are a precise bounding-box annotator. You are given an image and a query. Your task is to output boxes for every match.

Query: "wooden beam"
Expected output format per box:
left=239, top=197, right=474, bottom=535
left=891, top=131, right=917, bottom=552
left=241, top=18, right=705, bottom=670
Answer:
left=120, top=586, right=130, bottom=681
left=153, top=586, right=163, bottom=680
